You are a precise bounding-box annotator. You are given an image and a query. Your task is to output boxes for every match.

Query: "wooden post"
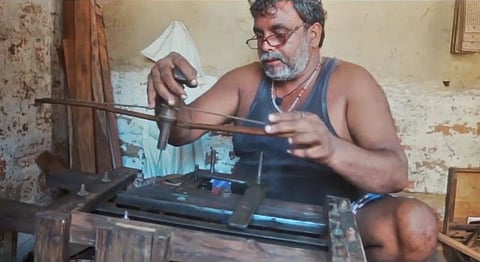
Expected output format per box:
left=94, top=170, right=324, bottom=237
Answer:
left=34, top=211, right=71, bottom=262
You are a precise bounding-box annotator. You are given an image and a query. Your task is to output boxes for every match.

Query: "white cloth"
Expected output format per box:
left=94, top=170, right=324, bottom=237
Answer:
left=140, top=21, right=216, bottom=178
left=141, top=21, right=205, bottom=77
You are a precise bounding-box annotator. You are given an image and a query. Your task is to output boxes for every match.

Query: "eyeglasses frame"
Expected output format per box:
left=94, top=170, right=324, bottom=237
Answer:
left=245, top=23, right=306, bottom=50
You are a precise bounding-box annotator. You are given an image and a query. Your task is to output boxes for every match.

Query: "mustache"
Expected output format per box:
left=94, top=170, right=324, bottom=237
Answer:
left=260, top=51, right=285, bottom=63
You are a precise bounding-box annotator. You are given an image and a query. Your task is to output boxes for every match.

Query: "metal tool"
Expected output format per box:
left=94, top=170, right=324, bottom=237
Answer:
left=155, top=67, right=189, bottom=151
left=227, top=151, right=266, bottom=229
left=155, top=102, right=177, bottom=150
left=256, top=151, right=264, bottom=185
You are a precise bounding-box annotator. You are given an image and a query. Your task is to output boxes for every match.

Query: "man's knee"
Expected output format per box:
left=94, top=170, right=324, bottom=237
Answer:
left=395, top=198, right=438, bottom=261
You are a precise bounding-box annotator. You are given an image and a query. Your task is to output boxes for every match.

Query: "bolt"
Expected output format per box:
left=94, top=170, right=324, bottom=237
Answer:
left=209, top=147, right=216, bottom=174
left=77, top=184, right=89, bottom=196
left=333, top=222, right=343, bottom=238
left=101, top=171, right=111, bottom=183
left=339, top=200, right=349, bottom=212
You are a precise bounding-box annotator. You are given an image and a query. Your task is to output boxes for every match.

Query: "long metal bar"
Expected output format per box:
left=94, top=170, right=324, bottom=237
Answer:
left=34, top=98, right=290, bottom=137
left=94, top=203, right=329, bottom=248
left=115, top=193, right=325, bottom=235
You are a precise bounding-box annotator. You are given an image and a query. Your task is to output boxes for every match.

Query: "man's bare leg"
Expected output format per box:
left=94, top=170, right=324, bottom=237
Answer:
left=356, top=196, right=438, bottom=262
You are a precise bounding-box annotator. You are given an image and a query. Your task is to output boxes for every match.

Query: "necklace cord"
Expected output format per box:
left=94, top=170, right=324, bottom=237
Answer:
left=271, top=60, right=321, bottom=113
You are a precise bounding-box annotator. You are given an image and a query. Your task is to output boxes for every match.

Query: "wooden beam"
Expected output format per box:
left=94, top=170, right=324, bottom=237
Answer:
left=34, top=211, right=71, bottom=262
left=439, top=232, right=480, bottom=261
left=96, top=3, right=122, bottom=169
left=72, top=0, right=96, bottom=172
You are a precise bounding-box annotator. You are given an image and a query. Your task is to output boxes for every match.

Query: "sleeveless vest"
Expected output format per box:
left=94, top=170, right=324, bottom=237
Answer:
left=231, top=57, right=360, bottom=204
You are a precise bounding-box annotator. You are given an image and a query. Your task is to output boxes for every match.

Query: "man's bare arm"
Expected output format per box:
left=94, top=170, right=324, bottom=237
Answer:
left=329, top=64, right=408, bottom=193
left=147, top=52, right=251, bottom=146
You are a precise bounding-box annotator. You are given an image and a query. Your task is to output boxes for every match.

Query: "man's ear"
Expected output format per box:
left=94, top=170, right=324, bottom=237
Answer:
left=309, top=23, right=323, bottom=47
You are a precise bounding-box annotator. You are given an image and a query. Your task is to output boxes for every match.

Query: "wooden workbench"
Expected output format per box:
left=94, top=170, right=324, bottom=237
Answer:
left=0, top=167, right=366, bottom=261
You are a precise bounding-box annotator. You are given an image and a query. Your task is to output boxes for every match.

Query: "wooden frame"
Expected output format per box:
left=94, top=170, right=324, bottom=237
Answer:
left=443, top=167, right=480, bottom=237
left=440, top=167, right=480, bottom=260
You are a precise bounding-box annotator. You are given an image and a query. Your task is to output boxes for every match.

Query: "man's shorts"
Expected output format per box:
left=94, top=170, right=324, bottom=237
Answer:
left=351, top=193, right=394, bottom=214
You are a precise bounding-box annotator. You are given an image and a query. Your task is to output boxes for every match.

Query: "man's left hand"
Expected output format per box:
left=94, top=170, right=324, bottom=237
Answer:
left=265, top=111, right=337, bottom=164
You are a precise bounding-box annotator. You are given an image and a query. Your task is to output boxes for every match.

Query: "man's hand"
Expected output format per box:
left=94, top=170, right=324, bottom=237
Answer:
left=147, top=52, right=198, bottom=108
left=264, top=111, right=337, bottom=164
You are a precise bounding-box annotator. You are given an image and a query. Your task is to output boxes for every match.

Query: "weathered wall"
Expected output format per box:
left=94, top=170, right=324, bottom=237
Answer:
left=99, top=0, right=480, bottom=194
left=0, top=0, right=65, bottom=203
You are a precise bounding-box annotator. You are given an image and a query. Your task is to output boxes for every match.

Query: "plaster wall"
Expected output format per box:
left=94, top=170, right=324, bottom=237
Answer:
left=99, top=0, right=480, bottom=194
left=0, top=0, right=65, bottom=203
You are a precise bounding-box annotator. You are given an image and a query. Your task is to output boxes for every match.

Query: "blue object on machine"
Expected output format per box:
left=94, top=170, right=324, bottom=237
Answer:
left=210, top=179, right=231, bottom=196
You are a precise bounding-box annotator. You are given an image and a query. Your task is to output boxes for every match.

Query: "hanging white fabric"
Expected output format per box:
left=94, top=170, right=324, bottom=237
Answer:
left=140, top=21, right=217, bottom=178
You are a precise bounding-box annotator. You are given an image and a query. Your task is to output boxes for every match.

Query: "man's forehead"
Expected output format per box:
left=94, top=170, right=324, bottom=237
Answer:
left=252, top=1, right=302, bottom=30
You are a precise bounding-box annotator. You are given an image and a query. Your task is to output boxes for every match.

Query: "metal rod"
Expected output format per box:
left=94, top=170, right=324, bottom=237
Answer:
left=181, top=105, right=266, bottom=126
left=34, top=98, right=292, bottom=138
left=257, top=151, right=264, bottom=185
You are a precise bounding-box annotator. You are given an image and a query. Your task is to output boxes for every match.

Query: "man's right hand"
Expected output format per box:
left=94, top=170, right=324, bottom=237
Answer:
left=147, top=52, right=198, bottom=108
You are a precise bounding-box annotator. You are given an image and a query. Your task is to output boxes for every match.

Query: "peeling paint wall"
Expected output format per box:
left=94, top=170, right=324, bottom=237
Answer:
left=0, top=0, right=65, bottom=203
left=99, top=0, right=480, bottom=194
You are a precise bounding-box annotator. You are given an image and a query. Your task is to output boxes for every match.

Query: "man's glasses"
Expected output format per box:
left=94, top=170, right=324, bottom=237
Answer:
left=245, top=24, right=305, bottom=50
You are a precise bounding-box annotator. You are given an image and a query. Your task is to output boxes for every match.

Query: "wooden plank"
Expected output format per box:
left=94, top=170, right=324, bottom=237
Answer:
left=96, top=226, right=157, bottom=262
left=62, top=0, right=76, bottom=169
left=72, top=0, right=96, bottom=173
left=63, top=6, right=75, bottom=166
left=90, top=0, right=112, bottom=174
left=453, top=171, right=480, bottom=220
left=34, top=211, right=71, bottom=262
left=463, top=229, right=480, bottom=247
left=444, top=168, right=480, bottom=236
left=96, top=3, right=122, bottom=169
left=70, top=211, right=327, bottom=261
left=62, top=0, right=75, bottom=40
left=439, top=232, right=480, bottom=261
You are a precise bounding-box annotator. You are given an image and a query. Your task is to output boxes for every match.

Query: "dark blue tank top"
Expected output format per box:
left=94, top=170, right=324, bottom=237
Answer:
left=232, top=57, right=360, bottom=204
